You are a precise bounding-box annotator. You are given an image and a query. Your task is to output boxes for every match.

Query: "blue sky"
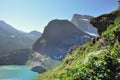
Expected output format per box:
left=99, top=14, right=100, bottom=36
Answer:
left=0, top=0, right=118, bottom=32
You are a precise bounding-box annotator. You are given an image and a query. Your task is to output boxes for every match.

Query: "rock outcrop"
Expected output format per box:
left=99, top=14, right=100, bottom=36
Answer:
left=90, top=13, right=117, bottom=35
left=31, top=66, right=47, bottom=74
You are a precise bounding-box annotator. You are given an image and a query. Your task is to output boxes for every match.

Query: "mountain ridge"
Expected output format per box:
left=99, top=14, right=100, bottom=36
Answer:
left=0, top=20, right=41, bottom=53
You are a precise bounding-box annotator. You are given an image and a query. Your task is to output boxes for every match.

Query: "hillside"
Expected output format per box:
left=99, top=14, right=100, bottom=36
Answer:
left=36, top=9, right=120, bottom=80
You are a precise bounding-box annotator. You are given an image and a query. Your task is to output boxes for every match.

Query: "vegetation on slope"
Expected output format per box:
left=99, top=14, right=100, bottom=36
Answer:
left=37, top=9, right=120, bottom=80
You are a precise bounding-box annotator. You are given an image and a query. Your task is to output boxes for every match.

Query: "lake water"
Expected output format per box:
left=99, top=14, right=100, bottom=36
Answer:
left=0, top=65, right=39, bottom=80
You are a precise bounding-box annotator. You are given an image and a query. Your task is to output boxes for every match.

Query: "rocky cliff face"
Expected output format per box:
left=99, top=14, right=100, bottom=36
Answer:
left=71, top=14, right=98, bottom=36
left=90, top=13, right=117, bottom=35
left=33, top=19, right=92, bottom=60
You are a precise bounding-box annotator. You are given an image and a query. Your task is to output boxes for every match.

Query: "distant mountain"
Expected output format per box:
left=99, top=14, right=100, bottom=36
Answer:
left=33, top=19, right=92, bottom=60
left=0, top=20, right=40, bottom=53
left=0, top=21, right=22, bottom=36
left=29, top=30, right=41, bottom=38
left=71, top=14, right=99, bottom=36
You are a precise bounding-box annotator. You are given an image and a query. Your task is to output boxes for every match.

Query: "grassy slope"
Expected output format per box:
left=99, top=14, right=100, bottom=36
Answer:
left=37, top=9, right=120, bottom=80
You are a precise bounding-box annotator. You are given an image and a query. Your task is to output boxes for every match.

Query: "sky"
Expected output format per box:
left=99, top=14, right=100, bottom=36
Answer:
left=0, top=0, right=118, bottom=33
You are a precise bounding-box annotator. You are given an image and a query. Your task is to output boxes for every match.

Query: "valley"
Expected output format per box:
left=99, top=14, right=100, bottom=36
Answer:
left=0, top=1, right=119, bottom=80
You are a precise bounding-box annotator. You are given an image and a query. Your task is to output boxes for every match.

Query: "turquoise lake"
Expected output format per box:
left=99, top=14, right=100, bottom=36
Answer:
left=0, top=65, right=38, bottom=80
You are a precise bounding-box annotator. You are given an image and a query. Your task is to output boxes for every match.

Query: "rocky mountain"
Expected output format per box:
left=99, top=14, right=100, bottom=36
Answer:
left=33, top=19, right=92, bottom=60
left=0, top=21, right=40, bottom=53
left=71, top=14, right=99, bottom=36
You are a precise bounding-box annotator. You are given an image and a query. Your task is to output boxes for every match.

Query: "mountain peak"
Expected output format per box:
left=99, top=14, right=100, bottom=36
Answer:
left=29, top=30, right=41, bottom=37
left=33, top=19, right=92, bottom=60
left=29, top=30, right=41, bottom=34
left=73, top=14, right=94, bottom=20
left=0, top=20, right=5, bottom=23
left=71, top=14, right=99, bottom=36
left=0, top=20, right=10, bottom=26
left=41, top=19, right=84, bottom=43
left=46, top=19, right=71, bottom=27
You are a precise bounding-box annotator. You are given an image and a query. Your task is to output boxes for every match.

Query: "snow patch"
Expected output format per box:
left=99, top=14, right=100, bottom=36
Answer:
left=78, top=18, right=89, bottom=21
left=9, top=35, right=15, bottom=38
left=84, top=31, right=99, bottom=37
